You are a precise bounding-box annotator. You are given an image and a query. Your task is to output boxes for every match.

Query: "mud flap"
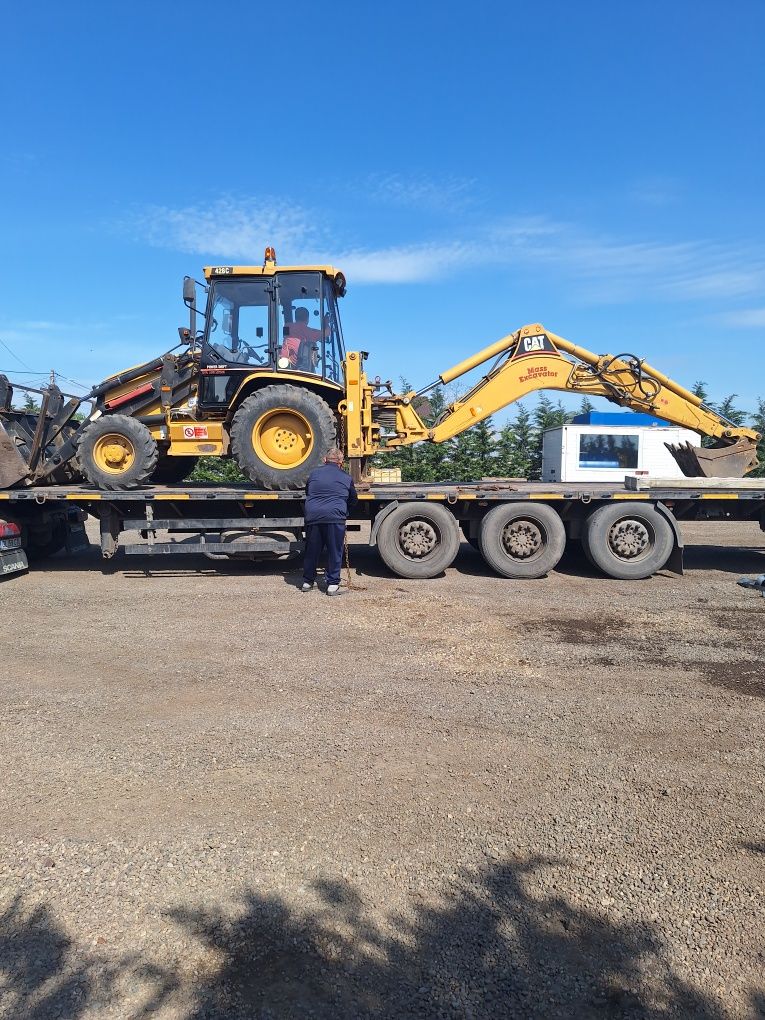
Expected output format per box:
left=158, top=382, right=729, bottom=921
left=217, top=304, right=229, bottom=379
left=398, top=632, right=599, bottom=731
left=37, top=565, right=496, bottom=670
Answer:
left=0, top=422, right=31, bottom=488
left=655, top=501, right=683, bottom=575
left=369, top=500, right=399, bottom=547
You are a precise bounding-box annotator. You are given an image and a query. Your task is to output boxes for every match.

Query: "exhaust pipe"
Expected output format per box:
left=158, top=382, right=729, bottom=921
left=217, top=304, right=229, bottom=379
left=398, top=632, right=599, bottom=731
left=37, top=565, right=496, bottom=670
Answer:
left=666, top=438, right=759, bottom=478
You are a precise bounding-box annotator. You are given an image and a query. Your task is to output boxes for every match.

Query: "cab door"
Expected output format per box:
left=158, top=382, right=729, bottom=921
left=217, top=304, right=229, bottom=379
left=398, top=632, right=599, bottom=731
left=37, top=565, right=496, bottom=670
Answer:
left=200, top=277, right=274, bottom=408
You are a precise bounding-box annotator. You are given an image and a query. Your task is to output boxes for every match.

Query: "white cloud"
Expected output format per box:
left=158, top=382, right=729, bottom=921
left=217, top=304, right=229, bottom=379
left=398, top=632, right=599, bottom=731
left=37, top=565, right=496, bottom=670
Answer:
left=124, top=197, right=321, bottom=262
left=336, top=242, right=468, bottom=283
left=629, top=177, right=679, bottom=207
left=121, top=196, right=765, bottom=303
left=721, top=307, right=765, bottom=327
left=365, top=172, right=476, bottom=211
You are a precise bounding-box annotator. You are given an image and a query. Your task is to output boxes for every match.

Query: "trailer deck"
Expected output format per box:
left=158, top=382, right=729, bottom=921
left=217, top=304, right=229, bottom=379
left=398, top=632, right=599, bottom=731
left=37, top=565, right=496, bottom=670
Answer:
left=1, top=478, right=764, bottom=581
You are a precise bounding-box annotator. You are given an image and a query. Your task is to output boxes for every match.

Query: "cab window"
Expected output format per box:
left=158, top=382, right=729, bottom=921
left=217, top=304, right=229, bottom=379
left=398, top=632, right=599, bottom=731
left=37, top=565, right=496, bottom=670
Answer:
left=204, top=278, right=271, bottom=366
left=321, top=277, right=345, bottom=383
left=276, top=272, right=323, bottom=377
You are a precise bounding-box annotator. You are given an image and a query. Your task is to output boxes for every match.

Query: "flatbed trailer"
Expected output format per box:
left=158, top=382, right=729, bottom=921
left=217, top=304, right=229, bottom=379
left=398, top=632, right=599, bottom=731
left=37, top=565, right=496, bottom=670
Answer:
left=1, top=477, right=764, bottom=582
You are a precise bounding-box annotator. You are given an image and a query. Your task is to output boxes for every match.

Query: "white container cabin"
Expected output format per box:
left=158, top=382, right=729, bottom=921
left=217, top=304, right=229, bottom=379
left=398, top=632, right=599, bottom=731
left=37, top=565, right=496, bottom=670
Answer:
left=542, top=412, right=700, bottom=483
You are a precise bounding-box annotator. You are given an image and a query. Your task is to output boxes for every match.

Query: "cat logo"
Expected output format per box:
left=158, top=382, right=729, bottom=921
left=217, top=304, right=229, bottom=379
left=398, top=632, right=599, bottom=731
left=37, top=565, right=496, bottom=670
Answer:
left=512, top=333, right=560, bottom=359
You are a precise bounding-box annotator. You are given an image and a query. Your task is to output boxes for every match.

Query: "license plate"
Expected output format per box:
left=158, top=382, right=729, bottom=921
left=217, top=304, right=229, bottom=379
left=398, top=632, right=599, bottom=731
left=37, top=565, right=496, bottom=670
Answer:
left=1, top=551, right=27, bottom=576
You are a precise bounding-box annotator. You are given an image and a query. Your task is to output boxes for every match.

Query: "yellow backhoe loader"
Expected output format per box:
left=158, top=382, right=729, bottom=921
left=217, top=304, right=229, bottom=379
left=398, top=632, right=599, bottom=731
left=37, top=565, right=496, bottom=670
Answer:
left=0, top=249, right=759, bottom=490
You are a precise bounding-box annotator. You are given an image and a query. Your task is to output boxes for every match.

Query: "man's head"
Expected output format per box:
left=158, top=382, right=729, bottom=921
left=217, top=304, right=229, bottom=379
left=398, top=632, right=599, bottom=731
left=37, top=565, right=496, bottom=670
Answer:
left=295, top=306, right=309, bottom=323
left=324, top=447, right=344, bottom=466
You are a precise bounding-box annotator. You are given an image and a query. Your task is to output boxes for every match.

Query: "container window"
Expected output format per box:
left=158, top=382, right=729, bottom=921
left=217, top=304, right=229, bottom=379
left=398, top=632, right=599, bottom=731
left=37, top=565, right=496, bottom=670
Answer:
left=578, top=434, right=639, bottom=469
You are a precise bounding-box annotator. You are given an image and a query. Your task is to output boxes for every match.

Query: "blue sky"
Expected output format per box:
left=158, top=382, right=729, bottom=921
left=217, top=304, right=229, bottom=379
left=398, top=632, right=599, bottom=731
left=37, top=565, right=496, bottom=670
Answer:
left=1, top=1, right=763, bottom=419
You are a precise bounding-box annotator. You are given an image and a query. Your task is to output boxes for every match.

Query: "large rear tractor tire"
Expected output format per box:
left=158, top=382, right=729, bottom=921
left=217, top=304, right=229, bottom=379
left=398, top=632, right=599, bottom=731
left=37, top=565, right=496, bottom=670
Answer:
left=77, top=415, right=158, bottom=490
left=151, top=453, right=199, bottom=485
left=230, top=385, right=336, bottom=490
left=581, top=503, right=673, bottom=579
left=478, top=502, right=566, bottom=578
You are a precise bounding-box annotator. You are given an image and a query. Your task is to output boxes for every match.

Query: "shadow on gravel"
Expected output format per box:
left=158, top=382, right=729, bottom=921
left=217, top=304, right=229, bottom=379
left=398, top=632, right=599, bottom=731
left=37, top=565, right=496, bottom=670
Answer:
left=161, top=857, right=732, bottom=1019
left=0, top=857, right=746, bottom=1019
left=0, top=894, right=114, bottom=1018
left=682, top=544, right=765, bottom=574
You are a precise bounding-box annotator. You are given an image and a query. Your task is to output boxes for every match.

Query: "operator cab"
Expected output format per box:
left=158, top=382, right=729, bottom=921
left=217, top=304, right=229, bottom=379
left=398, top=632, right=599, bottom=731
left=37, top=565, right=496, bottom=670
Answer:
left=198, top=260, right=345, bottom=407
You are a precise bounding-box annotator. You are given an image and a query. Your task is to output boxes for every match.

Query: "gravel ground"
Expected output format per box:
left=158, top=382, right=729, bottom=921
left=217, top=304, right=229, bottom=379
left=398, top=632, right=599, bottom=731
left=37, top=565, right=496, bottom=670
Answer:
left=0, top=518, right=764, bottom=1019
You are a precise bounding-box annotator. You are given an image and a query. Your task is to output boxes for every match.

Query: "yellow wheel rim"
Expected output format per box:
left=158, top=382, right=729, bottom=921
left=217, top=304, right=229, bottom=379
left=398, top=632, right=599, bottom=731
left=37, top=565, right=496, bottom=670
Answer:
left=92, top=433, right=137, bottom=474
left=252, top=408, right=313, bottom=469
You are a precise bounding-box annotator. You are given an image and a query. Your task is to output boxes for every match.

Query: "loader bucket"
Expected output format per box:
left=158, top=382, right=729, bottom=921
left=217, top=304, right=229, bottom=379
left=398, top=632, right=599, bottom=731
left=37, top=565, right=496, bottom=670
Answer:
left=0, top=421, right=31, bottom=488
left=665, top=438, right=759, bottom=479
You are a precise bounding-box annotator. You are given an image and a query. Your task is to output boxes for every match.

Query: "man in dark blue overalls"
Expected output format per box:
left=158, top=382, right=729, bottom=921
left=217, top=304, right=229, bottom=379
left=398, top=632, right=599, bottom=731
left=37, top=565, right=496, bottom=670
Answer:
left=301, top=448, right=358, bottom=596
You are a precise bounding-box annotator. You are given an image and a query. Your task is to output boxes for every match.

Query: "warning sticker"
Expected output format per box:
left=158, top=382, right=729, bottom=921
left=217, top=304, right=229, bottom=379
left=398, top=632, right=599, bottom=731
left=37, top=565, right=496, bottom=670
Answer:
left=183, top=425, right=209, bottom=440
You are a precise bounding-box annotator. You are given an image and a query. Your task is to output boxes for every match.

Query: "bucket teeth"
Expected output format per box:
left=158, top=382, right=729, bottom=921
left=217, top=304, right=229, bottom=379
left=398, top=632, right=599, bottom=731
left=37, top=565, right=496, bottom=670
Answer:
left=665, top=438, right=759, bottom=478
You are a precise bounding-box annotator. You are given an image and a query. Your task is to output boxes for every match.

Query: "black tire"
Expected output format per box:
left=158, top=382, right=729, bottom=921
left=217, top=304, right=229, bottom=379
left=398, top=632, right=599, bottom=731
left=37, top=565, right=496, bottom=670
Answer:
left=230, top=385, right=336, bottom=490
left=376, top=503, right=460, bottom=579
left=478, top=502, right=566, bottom=578
left=25, top=521, right=68, bottom=560
left=151, top=454, right=199, bottom=485
left=581, top=503, right=674, bottom=580
left=77, top=415, right=158, bottom=490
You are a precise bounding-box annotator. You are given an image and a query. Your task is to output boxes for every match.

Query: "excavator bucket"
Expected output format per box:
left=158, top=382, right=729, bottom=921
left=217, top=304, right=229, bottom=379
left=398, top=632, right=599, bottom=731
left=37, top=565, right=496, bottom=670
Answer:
left=0, top=420, right=32, bottom=488
left=665, top=438, right=759, bottom=479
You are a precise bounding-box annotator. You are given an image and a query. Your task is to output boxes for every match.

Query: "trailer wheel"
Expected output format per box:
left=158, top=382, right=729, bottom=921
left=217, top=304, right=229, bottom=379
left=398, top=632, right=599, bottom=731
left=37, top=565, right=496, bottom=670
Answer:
left=376, top=503, right=460, bottom=578
left=231, top=385, right=336, bottom=490
left=581, top=503, right=673, bottom=579
left=77, top=415, right=158, bottom=489
left=478, top=502, right=566, bottom=578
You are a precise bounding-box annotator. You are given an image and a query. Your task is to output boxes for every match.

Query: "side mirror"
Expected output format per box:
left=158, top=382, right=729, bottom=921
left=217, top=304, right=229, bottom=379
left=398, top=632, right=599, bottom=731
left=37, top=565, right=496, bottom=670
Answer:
left=256, top=327, right=264, bottom=338
left=183, top=277, right=196, bottom=304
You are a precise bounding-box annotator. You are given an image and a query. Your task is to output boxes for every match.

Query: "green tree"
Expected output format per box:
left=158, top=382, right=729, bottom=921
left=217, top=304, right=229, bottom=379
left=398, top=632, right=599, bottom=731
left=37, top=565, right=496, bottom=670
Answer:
left=750, top=398, right=765, bottom=479
left=714, top=394, right=748, bottom=427
left=372, top=377, right=443, bottom=482
left=691, top=380, right=710, bottom=402
left=413, top=386, right=455, bottom=481
left=495, top=403, right=534, bottom=478
left=528, top=396, right=569, bottom=479
left=189, top=457, right=246, bottom=483
left=450, top=417, right=496, bottom=482
left=577, top=396, right=595, bottom=417
left=15, top=392, right=41, bottom=413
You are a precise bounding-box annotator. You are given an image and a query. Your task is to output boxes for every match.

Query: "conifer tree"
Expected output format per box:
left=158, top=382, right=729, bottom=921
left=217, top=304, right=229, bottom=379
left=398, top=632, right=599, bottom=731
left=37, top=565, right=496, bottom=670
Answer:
left=450, top=417, right=496, bottom=481
left=750, top=398, right=765, bottom=479
left=495, top=403, right=535, bottom=478
left=578, top=396, right=595, bottom=416
left=715, top=394, right=748, bottom=427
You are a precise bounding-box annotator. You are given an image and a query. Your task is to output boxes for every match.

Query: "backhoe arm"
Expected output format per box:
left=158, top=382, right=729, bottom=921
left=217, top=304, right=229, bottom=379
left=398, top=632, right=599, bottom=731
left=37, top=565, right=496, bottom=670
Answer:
left=370, top=324, right=760, bottom=477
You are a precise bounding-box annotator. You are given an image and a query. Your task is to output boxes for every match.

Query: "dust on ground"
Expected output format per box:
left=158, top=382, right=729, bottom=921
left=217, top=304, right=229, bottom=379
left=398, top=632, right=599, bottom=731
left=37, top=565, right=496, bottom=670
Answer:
left=1, top=519, right=764, bottom=1018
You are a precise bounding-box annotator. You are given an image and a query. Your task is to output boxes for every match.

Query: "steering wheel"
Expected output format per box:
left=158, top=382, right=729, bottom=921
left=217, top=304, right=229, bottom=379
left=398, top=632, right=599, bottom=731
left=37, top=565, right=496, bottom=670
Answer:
left=238, top=339, right=267, bottom=364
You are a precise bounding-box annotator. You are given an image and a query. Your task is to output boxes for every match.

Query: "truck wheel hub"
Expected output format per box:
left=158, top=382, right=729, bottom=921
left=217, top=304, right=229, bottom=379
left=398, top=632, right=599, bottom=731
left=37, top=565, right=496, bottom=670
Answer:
left=609, top=520, right=650, bottom=558
left=502, top=520, right=542, bottom=558
left=399, top=520, right=437, bottom=558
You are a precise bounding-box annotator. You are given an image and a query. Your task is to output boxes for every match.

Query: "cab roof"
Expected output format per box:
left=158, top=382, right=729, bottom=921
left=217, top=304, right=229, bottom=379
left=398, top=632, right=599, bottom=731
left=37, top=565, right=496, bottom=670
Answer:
left=203, top=262, right=346, bottom=295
